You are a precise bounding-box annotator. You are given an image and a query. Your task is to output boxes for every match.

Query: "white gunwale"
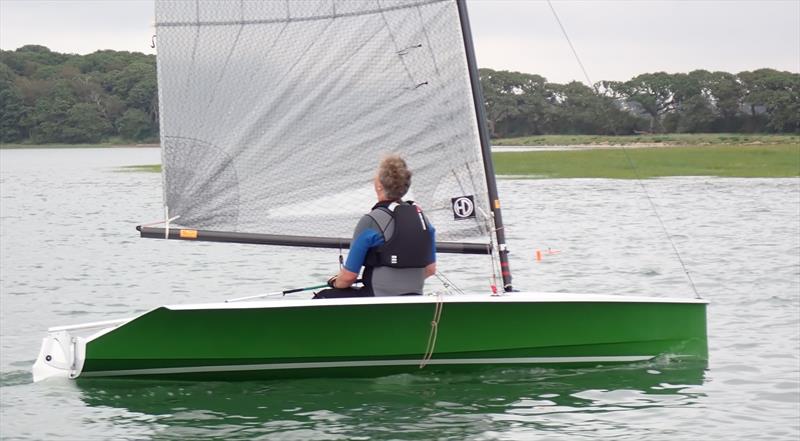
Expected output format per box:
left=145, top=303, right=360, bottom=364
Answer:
left=166, top=291, right=708, bottom=311
left=39, top=292, right=707, bottom=332
left=47, top=317, right=133, bottom=332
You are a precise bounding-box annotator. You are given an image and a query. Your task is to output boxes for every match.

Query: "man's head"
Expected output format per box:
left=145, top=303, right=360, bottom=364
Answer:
left=375, top=155, right=412, bottom=201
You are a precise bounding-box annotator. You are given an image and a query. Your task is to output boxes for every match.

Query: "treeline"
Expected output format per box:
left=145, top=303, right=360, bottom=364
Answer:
left=0, top=45, right=157, bottom=144
left=480, top=68, right=799, bottom=138
left=0, top=46, right=797, bottom=145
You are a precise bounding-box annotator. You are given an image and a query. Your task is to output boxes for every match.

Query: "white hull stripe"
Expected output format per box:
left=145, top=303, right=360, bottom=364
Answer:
left=81, top=355, right=654, bottom=377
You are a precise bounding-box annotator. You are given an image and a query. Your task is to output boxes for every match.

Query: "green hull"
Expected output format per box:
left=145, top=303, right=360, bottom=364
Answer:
left=33, top=293, right=707, bottom=381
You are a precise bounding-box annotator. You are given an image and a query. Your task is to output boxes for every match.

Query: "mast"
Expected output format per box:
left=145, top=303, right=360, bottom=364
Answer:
left=455, top=0, right=513, bottom=292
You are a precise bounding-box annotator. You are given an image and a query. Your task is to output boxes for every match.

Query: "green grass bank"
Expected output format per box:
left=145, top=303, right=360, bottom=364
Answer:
left=493, top=133, right=798, bottom=147
left=493, top=144, right=799, bottom=179
left=118, top=164, right=161, bottom=173
left=0, top=137, right=158, bottom=149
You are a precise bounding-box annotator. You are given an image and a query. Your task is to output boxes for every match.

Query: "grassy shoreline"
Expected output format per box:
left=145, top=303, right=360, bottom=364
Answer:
left=118, top=164, right=161, bottom=173
left=494, top=144, right=799, bottom=178
left=493, top=133, right=799, bottom=147
left=0, top=139, right=158, bottom=149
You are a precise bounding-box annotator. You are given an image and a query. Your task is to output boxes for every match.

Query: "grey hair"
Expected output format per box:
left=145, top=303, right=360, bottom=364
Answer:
left=378, top=155, right=412, bottom=201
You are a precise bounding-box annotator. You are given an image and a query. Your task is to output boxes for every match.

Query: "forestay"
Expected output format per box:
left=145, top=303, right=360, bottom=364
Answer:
left=154, top=0, right=492, bottom=243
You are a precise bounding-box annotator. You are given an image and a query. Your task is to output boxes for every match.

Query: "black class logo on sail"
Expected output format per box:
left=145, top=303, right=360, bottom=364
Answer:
left=451, top=195, right=476, bottom=220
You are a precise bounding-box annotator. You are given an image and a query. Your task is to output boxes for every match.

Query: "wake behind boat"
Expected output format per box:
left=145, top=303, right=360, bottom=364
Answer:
left=33, top=0, right=707, bottom=382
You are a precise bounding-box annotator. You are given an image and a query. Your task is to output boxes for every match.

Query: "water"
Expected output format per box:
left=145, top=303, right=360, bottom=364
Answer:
left=1, top=148, right=798, bottom=440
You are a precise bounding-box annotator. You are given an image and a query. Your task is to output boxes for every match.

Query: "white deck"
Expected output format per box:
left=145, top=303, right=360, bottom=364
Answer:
left=166, top=291, right=708, bottom=311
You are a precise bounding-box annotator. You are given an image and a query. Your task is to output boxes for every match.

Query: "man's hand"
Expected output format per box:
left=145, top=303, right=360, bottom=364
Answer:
left=333, top=268, right=358, bottom=288
left=425, top=263, right=437, bottom=278
left=327, top=275, right=338, bottom=288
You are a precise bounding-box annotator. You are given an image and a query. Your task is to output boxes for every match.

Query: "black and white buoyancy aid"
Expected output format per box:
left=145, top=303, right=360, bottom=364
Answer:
left=364, top=201, right=433, bottom=269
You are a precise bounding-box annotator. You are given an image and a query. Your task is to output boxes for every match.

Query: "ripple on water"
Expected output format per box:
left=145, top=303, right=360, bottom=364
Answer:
left=0, top=370, right=32, bottom=387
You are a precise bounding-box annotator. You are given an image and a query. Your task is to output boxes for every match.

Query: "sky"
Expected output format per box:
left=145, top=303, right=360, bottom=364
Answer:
left=0, top=0, right=798, bottom=84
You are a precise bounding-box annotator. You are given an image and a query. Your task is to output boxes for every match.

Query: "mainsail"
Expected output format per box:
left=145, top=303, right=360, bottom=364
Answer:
left=145, top=0, right=512, bottom=289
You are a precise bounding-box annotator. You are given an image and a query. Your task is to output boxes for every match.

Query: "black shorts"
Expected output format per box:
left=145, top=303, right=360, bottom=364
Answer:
left=312, top=287, right=422, bottom=299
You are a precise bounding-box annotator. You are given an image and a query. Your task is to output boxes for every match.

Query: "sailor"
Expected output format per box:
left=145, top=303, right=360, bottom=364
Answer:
left=315, top=155, right=436, bottom=298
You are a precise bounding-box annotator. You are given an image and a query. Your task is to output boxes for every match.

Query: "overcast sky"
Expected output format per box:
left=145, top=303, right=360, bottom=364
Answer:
left=1, top=0, right=798, bottom=84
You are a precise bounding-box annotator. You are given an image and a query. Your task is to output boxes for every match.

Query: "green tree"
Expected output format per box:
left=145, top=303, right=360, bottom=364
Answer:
left=694, top=70, right=744, bottom=131
left=117, top=108, right=154, bottom=140
left=602, top=72, right=679, bottom=132
left=0, top=63, right=26, bottom=142
left=547, top=81, right=644, bottom=134
left=13, top=45, right=68, bottom=66
left=661, top=72, right=715, bottom=133
left=665, top=95, right=715, bottom=133
left=76, top=50, right=150, bottom=74
left=107, top=62, right=156, bottom=100
left=28, top=80, right=76, bottom=143
left=479, top=69, right=549, bottom=137
left=1, top=46, right=68, bottom=77
left=61, top=103, right=113, bottom=143
left=739, top=69, right=799, bottom=132
left=126, top=77, right=157, bottom=113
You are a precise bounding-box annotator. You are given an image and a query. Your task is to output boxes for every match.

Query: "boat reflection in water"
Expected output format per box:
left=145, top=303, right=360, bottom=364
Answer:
left=75, top=360, right=707, bottom=438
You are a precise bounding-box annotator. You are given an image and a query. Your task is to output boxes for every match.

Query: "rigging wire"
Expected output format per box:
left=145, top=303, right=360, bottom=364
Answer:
left=545, top=0, right=702, bottom=299
left=434, top=272, right=466, bottom=296
left=545, top=0, right=594, bottom=88
left=478, top=206, right=503, bottom=294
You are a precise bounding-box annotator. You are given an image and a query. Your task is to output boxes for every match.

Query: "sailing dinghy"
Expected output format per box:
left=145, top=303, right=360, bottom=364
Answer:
left=33, top=0, right=707, bottom=382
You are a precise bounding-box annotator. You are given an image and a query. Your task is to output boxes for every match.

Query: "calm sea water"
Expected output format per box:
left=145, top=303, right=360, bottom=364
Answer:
left=1, top=148, right=798, bottom=440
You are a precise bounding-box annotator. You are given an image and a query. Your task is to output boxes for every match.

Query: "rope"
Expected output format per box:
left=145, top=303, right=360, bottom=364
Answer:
left=139, top=214, right=180, bottom=228
left=434, top=272, right=465, bottom=296
left=546, top=0, right=702, bottom=300
left=419, top=292, right=444, bottom=368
